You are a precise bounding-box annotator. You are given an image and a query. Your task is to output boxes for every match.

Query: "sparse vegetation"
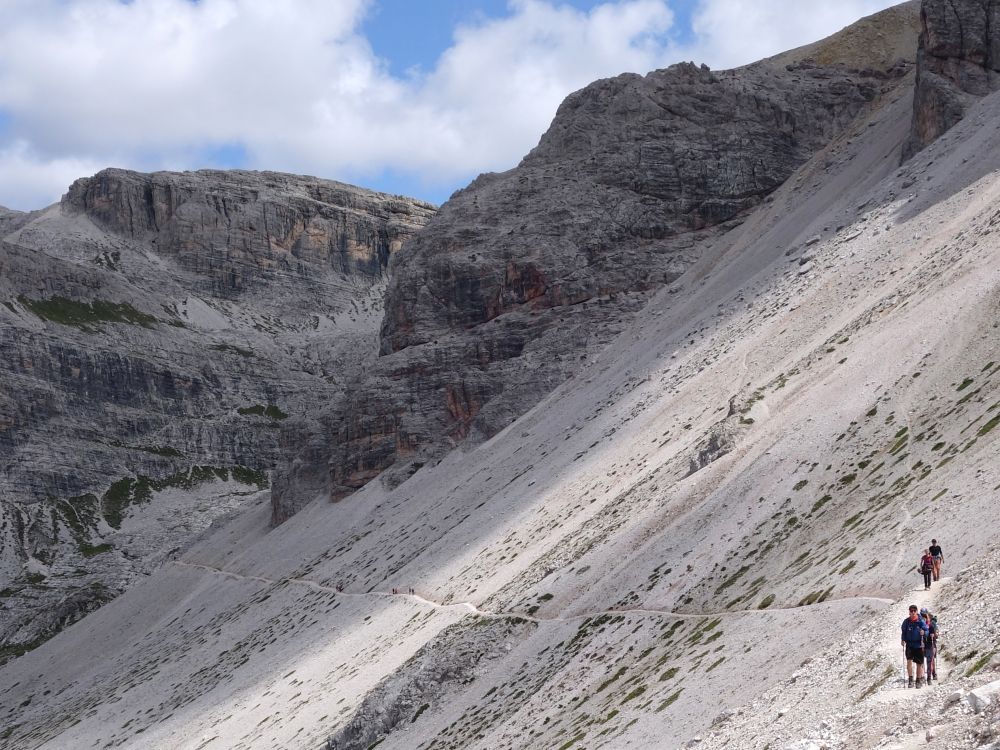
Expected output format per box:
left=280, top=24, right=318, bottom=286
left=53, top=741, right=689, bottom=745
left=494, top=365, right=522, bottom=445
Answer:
left=102, top=466, right=269, bottom=528
left=79, top=542, right=113, bottom=558
left=965, top=651, right=996, bottom=677
left=238, top=404, right=289, bottom=420
left=211, top=343, right=255, bottom=358
left=656, top=688, right=683, bottom=712
left=18, top=295, right=156, bottom=330
left=412, top=703, right=430, bottom=723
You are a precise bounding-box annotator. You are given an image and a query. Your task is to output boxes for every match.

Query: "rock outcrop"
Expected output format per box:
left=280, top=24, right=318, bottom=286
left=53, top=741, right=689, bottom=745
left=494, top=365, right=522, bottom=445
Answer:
left=63, top=169, right=425, bottom=292
left=0, top=169, right=434, bottom=659
left=904, top=0, right=1000, bottom=157
left=273, top=17, right=916, bottom=517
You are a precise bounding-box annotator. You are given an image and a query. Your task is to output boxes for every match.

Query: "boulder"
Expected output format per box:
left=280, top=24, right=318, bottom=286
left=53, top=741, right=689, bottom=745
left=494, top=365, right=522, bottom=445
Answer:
left=968, top=679, right=1000, bottom=714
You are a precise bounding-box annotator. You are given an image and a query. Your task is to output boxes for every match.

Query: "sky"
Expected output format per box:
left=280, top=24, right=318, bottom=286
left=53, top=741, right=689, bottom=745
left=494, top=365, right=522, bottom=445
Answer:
left=0, top=0, right=900, bottom=210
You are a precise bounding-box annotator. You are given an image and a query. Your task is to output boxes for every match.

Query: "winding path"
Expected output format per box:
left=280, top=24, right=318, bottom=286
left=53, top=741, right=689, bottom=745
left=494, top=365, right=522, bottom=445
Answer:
left=172, top=560, right=893, bottom=625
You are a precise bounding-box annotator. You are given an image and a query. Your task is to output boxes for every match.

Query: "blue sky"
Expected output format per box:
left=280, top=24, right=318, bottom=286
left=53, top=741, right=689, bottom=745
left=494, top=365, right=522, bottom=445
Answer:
left=364, top=0, right=699, bottom=78
left=0, top=0, right=897, bottom=210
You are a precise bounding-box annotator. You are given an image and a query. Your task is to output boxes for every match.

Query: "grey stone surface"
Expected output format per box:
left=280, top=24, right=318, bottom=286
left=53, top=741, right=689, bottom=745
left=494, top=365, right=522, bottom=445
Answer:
left=273, top=55, right=910, bottom=516
left=0, top=169, right=434, bottom=658
left=904, top=0, right=1000, bottom=157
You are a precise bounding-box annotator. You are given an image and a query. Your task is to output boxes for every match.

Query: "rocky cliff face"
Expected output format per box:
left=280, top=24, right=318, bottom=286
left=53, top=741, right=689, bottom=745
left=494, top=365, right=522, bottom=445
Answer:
left=273, top=36, right=915, bottom=518
left=0, top=169, right=433, bottom=659
left=905, top=0, right=1000, bottom=156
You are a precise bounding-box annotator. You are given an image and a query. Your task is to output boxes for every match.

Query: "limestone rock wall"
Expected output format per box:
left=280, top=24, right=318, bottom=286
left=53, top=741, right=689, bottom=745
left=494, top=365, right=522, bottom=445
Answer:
left=0, top=169, right=434, bottom=658
left=905, top=0, right=1000, bottom=157
left=272, top=56, right=911, bottom=518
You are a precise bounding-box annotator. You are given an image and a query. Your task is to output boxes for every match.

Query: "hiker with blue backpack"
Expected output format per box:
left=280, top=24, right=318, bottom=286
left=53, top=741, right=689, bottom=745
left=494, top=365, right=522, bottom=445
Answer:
left=922, top=607, right=939, bottom=682
left=902, top=603, right=929, bottom=688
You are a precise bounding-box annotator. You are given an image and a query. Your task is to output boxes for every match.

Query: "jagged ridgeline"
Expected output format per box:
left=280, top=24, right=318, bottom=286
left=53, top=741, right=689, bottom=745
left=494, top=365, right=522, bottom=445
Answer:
left=0, top=170, right=434, bottom=659
left=2, top=1, right=1000, bottom=749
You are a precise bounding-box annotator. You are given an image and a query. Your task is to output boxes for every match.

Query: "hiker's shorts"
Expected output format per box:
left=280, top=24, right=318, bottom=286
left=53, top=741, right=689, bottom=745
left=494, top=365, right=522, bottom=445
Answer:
left=905, top=645, right=925, bottom=663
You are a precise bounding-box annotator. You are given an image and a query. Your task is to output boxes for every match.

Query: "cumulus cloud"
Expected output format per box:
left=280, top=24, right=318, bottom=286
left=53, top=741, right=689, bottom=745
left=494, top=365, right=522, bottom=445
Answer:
left=0, top=0, right=898, bottom=210
left=685, top=0, right=905, bottom=69
left=0, top=141, right=105, bottom=213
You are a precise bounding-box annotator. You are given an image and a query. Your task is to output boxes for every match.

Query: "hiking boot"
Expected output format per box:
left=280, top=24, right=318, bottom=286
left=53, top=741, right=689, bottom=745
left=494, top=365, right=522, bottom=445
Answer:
left=916, top=678, right=923, bottom=688
left=908, top=677, right=914, bottom=688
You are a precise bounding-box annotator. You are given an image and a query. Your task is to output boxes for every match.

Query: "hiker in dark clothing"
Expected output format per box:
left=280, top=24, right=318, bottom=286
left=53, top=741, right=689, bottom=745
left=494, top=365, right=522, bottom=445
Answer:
left=902, top=604, right=929, bottom=687
left=921, top=608, right=938, bottom=682
left=929, top=539, right=944, bottom=581
left=918, top=549, right=934, bottom=589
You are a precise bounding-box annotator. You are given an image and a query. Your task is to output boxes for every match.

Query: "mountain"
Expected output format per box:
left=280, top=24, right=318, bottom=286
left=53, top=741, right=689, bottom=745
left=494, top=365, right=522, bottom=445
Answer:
left=0, top=169, right=434, bottom=659
left=2, top=1, right=1000, bottom=749
left=270, top=6, right=921, bottom=520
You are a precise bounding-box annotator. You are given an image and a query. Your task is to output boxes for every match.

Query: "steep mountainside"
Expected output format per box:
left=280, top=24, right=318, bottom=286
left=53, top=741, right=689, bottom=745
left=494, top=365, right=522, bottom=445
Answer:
left=0, top=169, right=433, bottom=660
left=271, top=4, right=920, bottom=519
left=2, top=2, right=999, bottom=750
left=905, top=0, right=1000, bottom=156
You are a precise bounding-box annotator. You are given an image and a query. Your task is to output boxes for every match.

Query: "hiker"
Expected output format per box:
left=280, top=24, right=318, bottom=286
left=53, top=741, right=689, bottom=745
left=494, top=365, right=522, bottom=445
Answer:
left=921, top=607, right=938, bottom=682
left=901, top=603, right=929, bottom=687
left=335, top=583, right=343, bottom=593
left=929, top=539, right=944, bottom=581
left=918, top=549, right=934, bottom=590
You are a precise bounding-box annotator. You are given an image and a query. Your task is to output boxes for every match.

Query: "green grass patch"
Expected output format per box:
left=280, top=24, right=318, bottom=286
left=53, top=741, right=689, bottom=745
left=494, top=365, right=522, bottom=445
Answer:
left=102, top=465, right=269, bottom=527
left=109, top=441, right=185, bottom=458
left=957, top=378, right=974, bottom=391
left=793, top=480, right=808, bottom=491
left=18, top=295, right=156, bottom=330
left=79, top=542, right=113, bottom=558
left=715, top=565, right=750, bottom=594
left=596, top=667, right=628, bottom=693
left=621, top=685, right=646, bottom=704
left=977, top=414, right=1000, bottom=437
left=656, top=688, right=683, bottom=712
left=238, top=404, right=289, bottom=420
left=211, top=343, right=255, bottom=358
left=411, top=703, right=430, bottom=723
left=810, top=494, right=832, bottom=513
left=966, top=651, right=996, bottom=677
left=556, top=733, right=585, bottom=750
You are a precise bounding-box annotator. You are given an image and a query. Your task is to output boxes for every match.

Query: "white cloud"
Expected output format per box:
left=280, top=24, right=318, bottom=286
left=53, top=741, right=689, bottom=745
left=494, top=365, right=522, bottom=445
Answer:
left=0, top=0, right=899, bottom=210
left=0, top=141, right=105, bottom=211
left=685, top=0, right=903, bottom=70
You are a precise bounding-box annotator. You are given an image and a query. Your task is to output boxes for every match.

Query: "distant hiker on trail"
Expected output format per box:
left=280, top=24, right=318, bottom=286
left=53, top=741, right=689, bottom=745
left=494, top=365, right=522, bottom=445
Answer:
left=921, top=607, right=938, bottom=682
left=918, top=549, right=934, bottom=590
left=902, top=604, right=929, bottom=688
left=929, top=539, right=944, bottom=581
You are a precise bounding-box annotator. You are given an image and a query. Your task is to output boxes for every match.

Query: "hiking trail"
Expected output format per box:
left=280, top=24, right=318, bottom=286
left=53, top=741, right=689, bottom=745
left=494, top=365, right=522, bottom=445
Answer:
left=171, top=559, right=894, bottom=625
left=872, top=576, right=952, bottom=704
